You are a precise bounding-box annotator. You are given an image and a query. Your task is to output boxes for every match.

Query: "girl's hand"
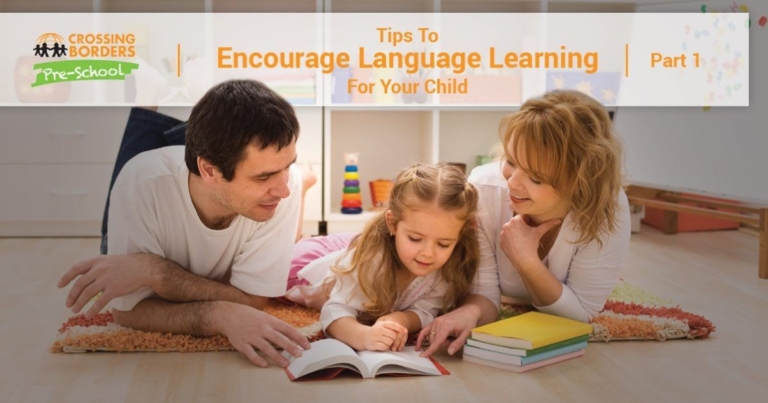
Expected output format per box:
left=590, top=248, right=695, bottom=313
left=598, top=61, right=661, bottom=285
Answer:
left=500, top=215, right=562, bottom=269
left=375, top=314, right=409, bottom=351
left=364, top=321, right=407, bottom=351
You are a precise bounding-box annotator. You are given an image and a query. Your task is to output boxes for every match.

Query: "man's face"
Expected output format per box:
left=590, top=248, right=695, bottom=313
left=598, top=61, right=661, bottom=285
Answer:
left=213, top=139, right=297, bottom=222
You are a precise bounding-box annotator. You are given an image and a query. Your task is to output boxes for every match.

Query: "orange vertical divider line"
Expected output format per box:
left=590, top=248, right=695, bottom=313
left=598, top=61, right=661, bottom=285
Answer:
left=177, top=44, right=181, bottom=77
left=625, top=43, right=629, bottom=77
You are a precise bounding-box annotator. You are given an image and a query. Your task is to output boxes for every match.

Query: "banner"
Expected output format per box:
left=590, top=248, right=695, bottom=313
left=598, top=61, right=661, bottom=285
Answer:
left=0, top=13, right=750, bottom=106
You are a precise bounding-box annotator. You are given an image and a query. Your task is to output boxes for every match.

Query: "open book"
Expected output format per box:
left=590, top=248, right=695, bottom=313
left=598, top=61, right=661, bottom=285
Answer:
left=281, top=339, right=449, bottom=380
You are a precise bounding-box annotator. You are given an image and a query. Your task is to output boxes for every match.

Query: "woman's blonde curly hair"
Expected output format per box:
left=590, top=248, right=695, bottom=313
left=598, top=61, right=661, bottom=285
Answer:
left=499, top=90, right=624, bottom=247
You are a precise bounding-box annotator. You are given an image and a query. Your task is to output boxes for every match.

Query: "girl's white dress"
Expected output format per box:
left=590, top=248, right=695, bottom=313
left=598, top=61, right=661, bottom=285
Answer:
left=296, top=248, right=450, bottom=332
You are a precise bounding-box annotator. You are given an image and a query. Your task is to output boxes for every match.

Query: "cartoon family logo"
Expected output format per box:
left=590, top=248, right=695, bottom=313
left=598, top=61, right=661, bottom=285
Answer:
left=34, top=33, right=69, bottom=58
left=30, top=32, right=139, bottom=87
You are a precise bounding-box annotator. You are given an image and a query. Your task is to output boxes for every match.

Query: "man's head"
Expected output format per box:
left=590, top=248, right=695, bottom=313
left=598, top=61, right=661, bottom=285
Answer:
left=185, top=80, right=299, bottom=222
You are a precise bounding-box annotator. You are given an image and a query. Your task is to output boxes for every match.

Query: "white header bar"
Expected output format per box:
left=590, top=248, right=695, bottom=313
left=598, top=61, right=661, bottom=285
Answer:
left=0, top=13, right=749, bottom=106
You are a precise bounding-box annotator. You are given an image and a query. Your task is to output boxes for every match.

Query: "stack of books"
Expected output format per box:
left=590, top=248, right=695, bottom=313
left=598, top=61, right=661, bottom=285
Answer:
left=462, top=312, right=592, bottom=373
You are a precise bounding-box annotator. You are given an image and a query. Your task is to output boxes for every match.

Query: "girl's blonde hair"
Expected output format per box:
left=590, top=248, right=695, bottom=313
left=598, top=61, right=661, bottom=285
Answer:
left=330, top=163, right=480, bottom=319
left=500, top=90, right=623, bottom=247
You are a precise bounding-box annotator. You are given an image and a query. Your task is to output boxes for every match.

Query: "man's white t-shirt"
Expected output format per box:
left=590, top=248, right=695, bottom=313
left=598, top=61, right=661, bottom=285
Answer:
left=107, top=146, right=301, bottom=312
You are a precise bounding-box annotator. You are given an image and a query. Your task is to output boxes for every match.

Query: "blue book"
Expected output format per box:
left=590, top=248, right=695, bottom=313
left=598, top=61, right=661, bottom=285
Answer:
left=463, top=341, right=588, bottom=366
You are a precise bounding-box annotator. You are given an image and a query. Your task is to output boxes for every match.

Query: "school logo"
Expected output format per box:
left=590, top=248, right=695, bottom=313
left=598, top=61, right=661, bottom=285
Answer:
left=34, top=33, right=68, bottom=58
left=31, top=32, right=139, bottom=87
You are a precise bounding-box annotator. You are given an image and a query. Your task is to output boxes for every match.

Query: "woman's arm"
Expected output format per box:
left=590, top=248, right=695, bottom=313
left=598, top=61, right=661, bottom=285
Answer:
left=501, top=195, right=632, bottom=322
left=535, top=231, right=630, bottom=322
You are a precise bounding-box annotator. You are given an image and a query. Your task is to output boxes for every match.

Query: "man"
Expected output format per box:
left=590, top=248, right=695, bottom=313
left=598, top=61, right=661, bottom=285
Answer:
left=57, top=79, right=311, bottom=368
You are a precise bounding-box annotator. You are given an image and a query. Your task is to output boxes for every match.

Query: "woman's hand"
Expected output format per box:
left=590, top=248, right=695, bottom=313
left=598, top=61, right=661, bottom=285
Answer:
left=415, top=306, right=481, bottom=357
left=500, top=215, right=562, bottom=269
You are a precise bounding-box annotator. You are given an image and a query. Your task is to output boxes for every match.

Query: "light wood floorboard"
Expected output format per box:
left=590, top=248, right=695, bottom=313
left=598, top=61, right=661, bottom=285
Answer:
left=1, top=226, right=767, bottom=402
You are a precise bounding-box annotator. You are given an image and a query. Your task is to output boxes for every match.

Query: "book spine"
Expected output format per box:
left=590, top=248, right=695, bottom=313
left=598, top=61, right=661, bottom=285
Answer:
left=533, top=329, right=592, bottom=349
left=466, top=339, right=527, bottom=356
left=463, top=349, right=586, bottom=373
left=463, top=345, right=522, bottom=365
left=466, top=334, right=590, bottom=357
left=520, top=342, right=588, bottom=365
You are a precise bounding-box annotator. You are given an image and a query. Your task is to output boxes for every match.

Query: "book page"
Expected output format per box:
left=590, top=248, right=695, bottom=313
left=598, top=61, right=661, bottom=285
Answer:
left=357, top=347, right=442, bottom=376
left=283, top=339, right=369, bottom=378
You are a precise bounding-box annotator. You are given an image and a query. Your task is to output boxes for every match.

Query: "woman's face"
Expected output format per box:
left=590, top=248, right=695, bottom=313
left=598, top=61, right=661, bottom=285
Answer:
left=501, top=141, right=570, bottom=222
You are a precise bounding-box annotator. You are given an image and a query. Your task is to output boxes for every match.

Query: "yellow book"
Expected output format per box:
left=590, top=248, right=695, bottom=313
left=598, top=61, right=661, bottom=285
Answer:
left=470, top=312, right=593, bottom=350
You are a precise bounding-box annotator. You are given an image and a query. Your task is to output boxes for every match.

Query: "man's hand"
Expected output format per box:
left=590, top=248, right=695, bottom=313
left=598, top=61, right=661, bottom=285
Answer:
left=364, top=321, right=407, bottom=351
left=57, top=254, right=154, bottom=318
left=217, top=303, right=312, bottom=367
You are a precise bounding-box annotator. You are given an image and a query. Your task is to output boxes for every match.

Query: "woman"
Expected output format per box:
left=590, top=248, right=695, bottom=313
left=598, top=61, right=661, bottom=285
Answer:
left=417, top=90, right=631, bottom=357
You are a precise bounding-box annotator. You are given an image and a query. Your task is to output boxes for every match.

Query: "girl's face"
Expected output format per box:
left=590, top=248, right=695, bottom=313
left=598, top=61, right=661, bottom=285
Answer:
left=501, top=141, right=570, bottom=223
left=386, top=207, right=465, bottom=278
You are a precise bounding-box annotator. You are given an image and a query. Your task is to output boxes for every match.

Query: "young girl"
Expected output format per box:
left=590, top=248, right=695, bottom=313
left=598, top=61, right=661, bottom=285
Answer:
left=287, top=163, right=480, bottom=352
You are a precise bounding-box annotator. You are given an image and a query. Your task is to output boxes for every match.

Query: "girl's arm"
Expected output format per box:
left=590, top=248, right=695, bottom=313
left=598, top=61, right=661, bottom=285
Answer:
left=326, top=317, right=407, bottom=351
left=376, top=310, right=421, bottom=333
left=376, top=311, right=421, bottom=351
left=319, top=270, right=409, bottom=351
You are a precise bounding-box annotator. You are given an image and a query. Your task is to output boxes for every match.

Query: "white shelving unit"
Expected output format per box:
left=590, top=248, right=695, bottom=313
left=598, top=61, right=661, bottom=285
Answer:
left=320, top=0, right=640, bottom=233
left=323, top=107, right=520, bottom=233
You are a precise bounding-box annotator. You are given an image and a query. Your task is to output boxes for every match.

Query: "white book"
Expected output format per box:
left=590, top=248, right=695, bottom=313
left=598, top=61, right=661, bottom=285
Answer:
left=282, top=339, right=448, bottom=380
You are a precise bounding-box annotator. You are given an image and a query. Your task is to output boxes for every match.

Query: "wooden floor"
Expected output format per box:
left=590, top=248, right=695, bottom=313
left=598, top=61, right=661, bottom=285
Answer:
left=1, top=226, right=767, bottom=403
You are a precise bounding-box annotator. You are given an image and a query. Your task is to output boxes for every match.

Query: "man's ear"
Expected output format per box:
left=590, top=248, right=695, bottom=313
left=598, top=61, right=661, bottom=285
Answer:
left=197, top=156, right=220, bottom=183
left=384, top=210, right=396, bottom=235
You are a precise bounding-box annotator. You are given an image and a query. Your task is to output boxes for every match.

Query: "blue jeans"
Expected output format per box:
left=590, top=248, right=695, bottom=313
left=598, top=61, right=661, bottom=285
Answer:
left=100, top=108, right=188, bottom=254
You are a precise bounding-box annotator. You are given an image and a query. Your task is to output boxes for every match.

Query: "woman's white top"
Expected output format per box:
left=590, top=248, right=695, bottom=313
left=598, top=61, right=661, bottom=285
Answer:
left=468, top=162, right=631, bottom=322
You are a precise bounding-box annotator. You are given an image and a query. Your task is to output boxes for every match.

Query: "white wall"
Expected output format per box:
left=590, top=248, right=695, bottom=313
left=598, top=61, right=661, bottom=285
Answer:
left=615, top=0, right=767, bottom=203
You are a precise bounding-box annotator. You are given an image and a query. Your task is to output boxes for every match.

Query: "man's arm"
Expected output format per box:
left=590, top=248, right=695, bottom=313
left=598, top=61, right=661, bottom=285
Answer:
left=112, top=298, right=310, bottom=367
left=147, top=253, right=268, bottom=310
left=58, top=253, right=267, bottom=318
left=112, top=297, right=219, bottom=336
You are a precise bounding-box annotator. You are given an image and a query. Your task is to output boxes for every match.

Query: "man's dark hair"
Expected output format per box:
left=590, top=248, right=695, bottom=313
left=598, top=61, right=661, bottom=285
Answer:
left=185, top=79, right=300, bottom=181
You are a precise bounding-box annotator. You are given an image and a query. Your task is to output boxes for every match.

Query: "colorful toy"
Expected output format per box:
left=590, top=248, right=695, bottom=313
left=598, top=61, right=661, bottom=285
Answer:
left=341, top=152, right=362, bottom=214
